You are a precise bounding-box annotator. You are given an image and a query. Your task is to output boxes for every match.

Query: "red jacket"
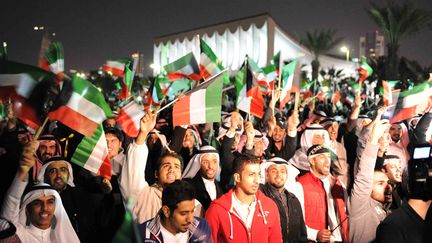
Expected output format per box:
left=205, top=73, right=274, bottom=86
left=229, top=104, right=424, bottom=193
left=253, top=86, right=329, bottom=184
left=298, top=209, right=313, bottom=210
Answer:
left=297, top=172, right=349, bottom=243
left=205, top=189, right=282, bottom=243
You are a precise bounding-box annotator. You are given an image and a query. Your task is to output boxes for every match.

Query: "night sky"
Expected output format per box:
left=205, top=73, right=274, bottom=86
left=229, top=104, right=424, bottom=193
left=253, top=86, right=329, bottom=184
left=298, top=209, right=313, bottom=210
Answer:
left=1, top=0, right=431, bottom=76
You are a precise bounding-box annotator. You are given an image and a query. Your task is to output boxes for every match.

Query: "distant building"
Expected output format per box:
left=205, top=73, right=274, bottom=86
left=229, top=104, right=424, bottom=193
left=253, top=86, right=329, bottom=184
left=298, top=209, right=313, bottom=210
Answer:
left=359, top=31, right=385, bottom=58
left=135, top=52, right=145, bottom=78
left=152, top=14, right=356, bottom=79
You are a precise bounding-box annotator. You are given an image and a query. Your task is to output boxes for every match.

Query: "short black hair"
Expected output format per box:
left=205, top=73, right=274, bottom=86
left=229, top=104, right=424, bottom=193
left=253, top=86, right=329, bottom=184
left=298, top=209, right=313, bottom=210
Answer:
left=232, top=154, right=259, bottom=174
left=155, top=152, right=184, bottom=173
left=162, top=180, right=195, bottom=213
left=104, top=127, right=124, bottom=143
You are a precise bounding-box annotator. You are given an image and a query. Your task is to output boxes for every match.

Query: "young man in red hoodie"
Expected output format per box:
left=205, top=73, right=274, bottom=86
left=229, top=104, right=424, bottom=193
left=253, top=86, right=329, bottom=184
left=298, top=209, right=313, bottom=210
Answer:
left=205, top=155, right=282, bottom=243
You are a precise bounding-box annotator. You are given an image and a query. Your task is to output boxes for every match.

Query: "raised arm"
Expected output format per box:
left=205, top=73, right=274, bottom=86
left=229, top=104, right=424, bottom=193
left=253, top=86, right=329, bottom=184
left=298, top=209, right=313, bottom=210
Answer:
left=1, top=139, right=36, bottom=225
left=120, top=112, right=156, bottom=204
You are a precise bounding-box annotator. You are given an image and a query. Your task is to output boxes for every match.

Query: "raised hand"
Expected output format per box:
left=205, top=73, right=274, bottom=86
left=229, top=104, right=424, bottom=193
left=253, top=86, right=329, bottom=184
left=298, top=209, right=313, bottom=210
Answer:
left=136, top=112, right=157, bottom=145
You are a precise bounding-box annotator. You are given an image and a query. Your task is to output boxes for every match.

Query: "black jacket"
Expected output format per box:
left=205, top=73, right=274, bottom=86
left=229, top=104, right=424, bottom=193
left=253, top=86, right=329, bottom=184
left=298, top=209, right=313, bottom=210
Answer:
left=185, top=173, right=224, bottom=210
left=260, top=183, right=308, bottom=243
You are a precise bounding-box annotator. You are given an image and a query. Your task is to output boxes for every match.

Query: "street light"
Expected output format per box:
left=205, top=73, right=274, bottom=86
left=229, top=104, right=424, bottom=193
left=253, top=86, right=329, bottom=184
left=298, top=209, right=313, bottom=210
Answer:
left=340, top=46, right=350, bottom=62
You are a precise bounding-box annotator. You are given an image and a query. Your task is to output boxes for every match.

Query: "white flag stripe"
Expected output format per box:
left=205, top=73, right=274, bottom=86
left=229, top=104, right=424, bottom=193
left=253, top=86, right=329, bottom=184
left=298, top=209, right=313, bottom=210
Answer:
left=49, top=59, right=64, bottom=74
left=67, top=92, right=107, bottom=124
left=83, top=131, right=108, bottom=173
left=0, top=74, right=37, bottom=98
left=237, top=85, right=250, bottom=113
left=401, top=88, right=432, bottom=108
left=123, top=101, right=145, bottom=129
left=189, top=88, right=207, bottom=124
left=106, top=61, right=126, bottom=69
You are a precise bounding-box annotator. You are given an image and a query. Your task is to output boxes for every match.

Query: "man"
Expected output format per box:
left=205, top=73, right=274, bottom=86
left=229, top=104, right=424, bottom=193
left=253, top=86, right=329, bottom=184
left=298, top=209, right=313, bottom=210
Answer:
left=182, top=145, right=224, bottom=210
left=388, top=123, right=410, bottom=169
left=375, top=154, right=432, bottom=243
left=32, top=134, right=62, bottom=181
left=120, top=112, right=203, bottom=223
left=0, top=140, right=79, bottom=243
left=382, top=155, right=405, bottom=209
left=37, top=156, right=116, bottom=243
left=321, top=118, right=349, bottom=186
left=36, top=135, right=62, bottom=162
left=260, top=157, right=308, bottom=243
left=348, top=117, right=394, bottom=243
left=296, top=145, right=349, bottom=242
left=140, top=180, right=211, bottom=243
left=266, top=111, right=299, bottom=161
left=205, top=155, right=282, bottom=243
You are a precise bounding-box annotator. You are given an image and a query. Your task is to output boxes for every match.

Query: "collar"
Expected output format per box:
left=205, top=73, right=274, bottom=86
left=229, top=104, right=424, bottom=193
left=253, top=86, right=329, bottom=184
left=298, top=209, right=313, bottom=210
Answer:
left=148, top=213, right=200, bottom=239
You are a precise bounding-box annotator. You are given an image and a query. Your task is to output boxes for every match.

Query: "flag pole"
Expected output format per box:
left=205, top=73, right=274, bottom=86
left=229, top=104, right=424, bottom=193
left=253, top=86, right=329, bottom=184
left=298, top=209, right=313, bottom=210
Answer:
left=34, top=116, right=50, bottom=140
left=156, top=97, right=179, bottom=114
left=294, top=91, right=300, bottom=112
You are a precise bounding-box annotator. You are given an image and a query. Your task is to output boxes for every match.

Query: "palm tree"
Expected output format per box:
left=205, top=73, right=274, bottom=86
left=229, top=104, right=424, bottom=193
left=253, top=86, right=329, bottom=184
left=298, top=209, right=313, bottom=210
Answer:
left=300, top=29, right=343, bottom=81
left=367, top=0, right=432, bottom=79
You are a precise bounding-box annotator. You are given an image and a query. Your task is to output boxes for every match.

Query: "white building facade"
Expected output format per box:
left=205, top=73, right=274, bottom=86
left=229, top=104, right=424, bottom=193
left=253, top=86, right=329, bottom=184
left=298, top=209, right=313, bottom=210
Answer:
left=153, top=14, right=356, bottom=79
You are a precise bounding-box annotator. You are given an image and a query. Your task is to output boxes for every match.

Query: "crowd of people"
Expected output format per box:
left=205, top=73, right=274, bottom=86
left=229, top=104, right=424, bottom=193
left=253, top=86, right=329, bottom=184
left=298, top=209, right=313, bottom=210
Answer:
left=0, top=85, right=431, bottom=243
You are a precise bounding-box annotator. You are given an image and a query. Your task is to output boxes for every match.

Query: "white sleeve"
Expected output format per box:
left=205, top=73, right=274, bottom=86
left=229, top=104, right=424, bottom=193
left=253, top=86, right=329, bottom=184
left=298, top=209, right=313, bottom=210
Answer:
left=119, top=142, right=149, bottom=205
left=0, top=175, right=27, bottom=225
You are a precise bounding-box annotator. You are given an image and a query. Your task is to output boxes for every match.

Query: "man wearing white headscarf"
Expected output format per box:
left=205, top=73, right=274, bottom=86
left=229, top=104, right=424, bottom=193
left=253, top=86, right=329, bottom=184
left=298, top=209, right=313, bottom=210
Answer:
left=36, top=156, right=115, bottom=243
left=182, top=145, right=224, bottom=210
left=259, top=157, right=307, bottom=243
left=0, top=141, right=79, bottom=243
left=289, top=124, right=331, bottom=172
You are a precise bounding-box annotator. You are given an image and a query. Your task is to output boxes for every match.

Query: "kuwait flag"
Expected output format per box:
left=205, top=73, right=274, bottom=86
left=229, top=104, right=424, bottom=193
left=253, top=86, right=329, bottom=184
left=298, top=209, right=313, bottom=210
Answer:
left=164, top=52, right=201, bottom=81
left=235, top=60, right=264, bottom=118
left=279, top=59, right=301, bottom=109
left=48, top=76, right=112, bottom=137
left=389, top=81, right=432, bottom=123
left=40, top=42, right=64, bottom=76
left=0, top=60, right=57, bottom=128
left=358, top=59, right=373, bottom=82
left=247, top=56, right=276, bottom=94
left=118, top=62, right=132, bottom=99
left=103, top=59, right=129, bottom=77
left=200, top=39, right=230, bottom=85
left=172, top=71, right=224, bottom=126
left=116, top=100, right=145, bottom=137
left=71, top=124, right=111, bottom=179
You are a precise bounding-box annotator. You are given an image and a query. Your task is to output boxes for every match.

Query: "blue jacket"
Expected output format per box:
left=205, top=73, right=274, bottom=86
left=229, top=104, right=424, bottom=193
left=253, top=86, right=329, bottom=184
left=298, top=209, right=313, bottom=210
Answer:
left=139, top=214, right=211, bottom=243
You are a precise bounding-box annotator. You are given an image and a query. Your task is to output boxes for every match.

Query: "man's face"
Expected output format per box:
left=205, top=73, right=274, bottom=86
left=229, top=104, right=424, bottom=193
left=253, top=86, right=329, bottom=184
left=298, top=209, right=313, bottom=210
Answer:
left=384, top=160, right=402, bottom=183
left=200, top=154, right=219, bottom=180
left=166, top=200, right=195, bottom=233
left=157, top=156, right=182, bottom=185
left=272, top=125, right=286, bottom=143
left=235, top=163, right=260, bottom=195
left=266, top=164, right=287, bottom=189
left=45, top=161, right=69, bottom=192
left=309, top=153, right=331, bottom=178
left=182, top=129, right=195, bottom=149
left=38, top=140, right=57, bottom=161
left=26, top=195, right=56, bottom=230
left=311, top=132, right=326, bottom=146
left=253, top=137, right=265, bottom=157
left=371, top=171, right=393, bottom=203
left=389, top=124, right=402, bottom=142
left=104, top=118, right=116, bottom=128
left=326, top=123, right=339, bottom=141
left=106, top=133, right=121, bottom=159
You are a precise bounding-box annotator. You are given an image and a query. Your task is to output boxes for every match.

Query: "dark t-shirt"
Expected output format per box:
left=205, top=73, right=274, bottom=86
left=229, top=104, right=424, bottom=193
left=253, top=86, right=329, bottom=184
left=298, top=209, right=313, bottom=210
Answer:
left=375, top=202, right=431, bottom=243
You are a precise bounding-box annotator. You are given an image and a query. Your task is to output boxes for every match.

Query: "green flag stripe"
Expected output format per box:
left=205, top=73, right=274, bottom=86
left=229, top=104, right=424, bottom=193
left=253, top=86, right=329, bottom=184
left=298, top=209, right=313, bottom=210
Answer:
left=71, top=125, right=102, bottom=167
left=205, top=76, right=223, bottom=122
left=71, top=76, right=112, bottom=117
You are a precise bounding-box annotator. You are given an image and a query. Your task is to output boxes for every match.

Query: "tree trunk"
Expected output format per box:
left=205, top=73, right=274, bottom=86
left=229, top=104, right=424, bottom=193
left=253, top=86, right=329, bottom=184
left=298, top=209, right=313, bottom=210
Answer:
left=386, top=43, right=399, bottom=80
left=311, top=59, right=320, bottom=81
